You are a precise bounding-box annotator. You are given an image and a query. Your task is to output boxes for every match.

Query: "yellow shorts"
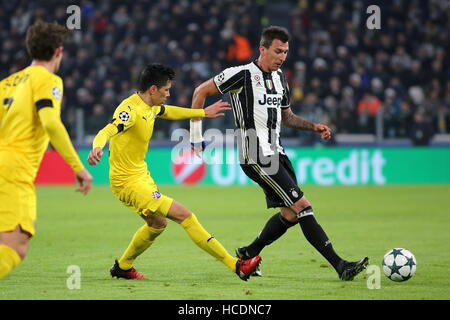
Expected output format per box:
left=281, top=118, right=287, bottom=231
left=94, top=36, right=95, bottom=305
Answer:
left=0, top=167, right=36, bottom=236
left=111, top=173, right=173, bottom=218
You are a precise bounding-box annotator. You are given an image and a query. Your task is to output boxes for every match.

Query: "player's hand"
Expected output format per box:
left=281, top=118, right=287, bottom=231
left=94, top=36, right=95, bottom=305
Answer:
left=87, top=147, right=103, bottom=166
left=75, top=169, right=93, bottom=195
left=314, top=123, right=332, bottom=140
left=204, top=100, right=231, bottom=118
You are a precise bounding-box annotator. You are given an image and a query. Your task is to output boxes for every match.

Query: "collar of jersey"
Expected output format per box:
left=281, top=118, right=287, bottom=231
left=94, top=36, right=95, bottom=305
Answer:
left=253, top=60, right=272, bottom=75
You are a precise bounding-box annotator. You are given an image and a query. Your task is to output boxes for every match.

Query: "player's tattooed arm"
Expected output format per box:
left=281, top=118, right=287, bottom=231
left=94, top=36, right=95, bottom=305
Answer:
left=281, top=108, right=332, bottom=140
left=281, top=107, right=316, bottom=131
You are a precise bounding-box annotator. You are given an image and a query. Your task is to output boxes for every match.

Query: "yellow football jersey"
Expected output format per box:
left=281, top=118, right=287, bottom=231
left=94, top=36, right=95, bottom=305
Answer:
left=0, top=65, right=83, bottom=181
left=94, top=92, right=205, bottom=187
left=107, top=93, right=163, bottom=184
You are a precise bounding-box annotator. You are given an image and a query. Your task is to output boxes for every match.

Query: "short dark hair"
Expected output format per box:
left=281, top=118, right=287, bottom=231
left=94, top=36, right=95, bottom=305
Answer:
left=25, top=21, right=69, bottom=61
left=260, top=26, right=291, bottom=48
left=138, top=64, right=175, bottom=92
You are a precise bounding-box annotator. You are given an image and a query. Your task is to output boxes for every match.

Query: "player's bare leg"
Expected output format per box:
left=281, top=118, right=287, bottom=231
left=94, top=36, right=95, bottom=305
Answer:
left=0, top=226, right=29, bottom=279
left=167, top=200, right=261, bottom=281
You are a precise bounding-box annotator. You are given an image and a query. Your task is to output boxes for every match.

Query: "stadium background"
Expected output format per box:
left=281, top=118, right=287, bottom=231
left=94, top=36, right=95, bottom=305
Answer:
left=2, top=0, right=448, bottom=186
left=1, top=0, right=450, bottom=301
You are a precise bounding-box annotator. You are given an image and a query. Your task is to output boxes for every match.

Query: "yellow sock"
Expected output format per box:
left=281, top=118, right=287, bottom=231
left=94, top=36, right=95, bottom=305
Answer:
left=118, top=224, right=165, bottom=270
left=0, top=244, right=21, bottom=279
left=181, top=213, right=238, bottom=272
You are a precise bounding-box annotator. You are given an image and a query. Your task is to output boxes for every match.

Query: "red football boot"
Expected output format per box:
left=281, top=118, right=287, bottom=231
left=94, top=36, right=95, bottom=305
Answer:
left=110, top=260, right=147, bottom=280
left=235, top=256, right=262, bottom=281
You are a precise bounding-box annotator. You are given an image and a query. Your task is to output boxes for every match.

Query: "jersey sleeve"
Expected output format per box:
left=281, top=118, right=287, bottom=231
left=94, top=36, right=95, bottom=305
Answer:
left=38, top=107, right=84, bottom=173
left=33, top=74, right=64, bottom=112
left=157, top=104, right=205, bottom=120
left=110, top=104, right=137, bottom=132
left=213, top=66, right=246, bottom=94
left=33, top=74, right=84, bottom=172
left=92, top=123, right=119, bottom=150
left=280, top=72, right=290, bottom=109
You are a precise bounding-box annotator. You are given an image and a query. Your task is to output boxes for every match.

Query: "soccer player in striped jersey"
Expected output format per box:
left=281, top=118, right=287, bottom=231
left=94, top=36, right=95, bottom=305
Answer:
left=0, top=21, right=93, bottom=280
left=88, top=64, right=261, bottom=281
left=191, top=26, right=368, bottom=281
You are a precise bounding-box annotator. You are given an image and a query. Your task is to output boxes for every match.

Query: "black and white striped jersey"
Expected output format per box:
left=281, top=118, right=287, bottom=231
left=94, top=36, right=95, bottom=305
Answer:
left=213, top=60, right=290, bottom=162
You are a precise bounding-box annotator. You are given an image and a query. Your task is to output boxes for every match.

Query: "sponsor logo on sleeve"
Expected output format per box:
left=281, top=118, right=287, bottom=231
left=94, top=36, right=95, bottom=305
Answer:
left=152, top=191, right=161, bottom=199
left=216, top=72, right=225, bottom=84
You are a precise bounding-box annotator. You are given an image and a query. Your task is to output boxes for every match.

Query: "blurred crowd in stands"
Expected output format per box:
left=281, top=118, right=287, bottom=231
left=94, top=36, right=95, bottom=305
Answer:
left=1, top=0, right=449, bottom=145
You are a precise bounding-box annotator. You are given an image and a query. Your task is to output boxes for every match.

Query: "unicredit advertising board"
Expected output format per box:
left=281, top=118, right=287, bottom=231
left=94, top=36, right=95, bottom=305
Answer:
left=36, top=147, right=450, bottom=185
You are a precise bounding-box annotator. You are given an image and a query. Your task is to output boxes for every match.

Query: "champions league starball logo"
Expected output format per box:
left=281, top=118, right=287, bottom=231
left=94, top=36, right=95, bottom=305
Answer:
left=118, top=111, right=130, bottom=122
left=52, top=86, right=62, bottom=100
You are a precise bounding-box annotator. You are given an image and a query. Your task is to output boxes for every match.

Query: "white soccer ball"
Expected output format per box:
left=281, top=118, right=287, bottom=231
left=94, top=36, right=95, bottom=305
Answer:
left=382, top=248, right=417, bottom=282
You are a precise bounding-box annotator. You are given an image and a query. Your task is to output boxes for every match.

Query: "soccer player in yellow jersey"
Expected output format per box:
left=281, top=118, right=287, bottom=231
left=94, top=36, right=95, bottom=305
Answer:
left=0, top=21, right=93, bottom=280
left=88, top=64, right=261, bottom=281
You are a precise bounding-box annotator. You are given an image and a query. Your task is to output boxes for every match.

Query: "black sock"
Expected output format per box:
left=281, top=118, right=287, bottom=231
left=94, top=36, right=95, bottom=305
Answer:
left=297, top=206, right=344, bottom=272
left=245, top=212, right=297, bottom=257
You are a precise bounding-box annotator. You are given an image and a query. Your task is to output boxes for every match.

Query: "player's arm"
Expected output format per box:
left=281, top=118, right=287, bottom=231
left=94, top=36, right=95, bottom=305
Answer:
left=190, top=79, right=221, bottom=153
left=191, top=78, right=221, bottom=117
left=157, top=100, right=230, bottom=120
left=38, top=107, right=93, bottom=194
left=190, top=67, right=244, bottom=154
left=281, top=108, right=331, bottom=140
left=88, top=105, right=137, bottom=165
left=163, top=94, right=230, bottom=156
left=158, top=105, right=205, bottom=120
left=191, top=67, right=244, bottom=115
left=34, top=75, right=92, bottom=194
left=87, top=123, right=118, bottom=166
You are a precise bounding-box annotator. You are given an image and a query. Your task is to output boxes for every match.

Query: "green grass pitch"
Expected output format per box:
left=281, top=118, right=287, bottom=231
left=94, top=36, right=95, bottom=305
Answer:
left=1, top=185, right=449, bottom=300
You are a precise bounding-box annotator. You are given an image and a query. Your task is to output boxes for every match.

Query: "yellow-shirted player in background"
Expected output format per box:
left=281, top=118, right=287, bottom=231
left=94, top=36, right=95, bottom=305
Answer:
left=0, top=21, right=93, bottom=280
left=88, top=64, right=261, bottom=281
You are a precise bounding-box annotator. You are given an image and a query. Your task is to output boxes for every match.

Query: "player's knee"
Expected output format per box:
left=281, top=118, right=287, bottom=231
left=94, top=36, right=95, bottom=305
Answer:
left=11, top=244, right=28, bottom=260
left=166, top=200, right=191, bottom=224
left=151, top=218, right=167, bottom=229
left=1, top=228, right=30, bottom=260
left=291, top=197, right=311, bottom=214
left=145, top=214, right=168, bottom=229
left=172, top=211, right=191, bottom=224
left=280, top=207, right=297, bottom=223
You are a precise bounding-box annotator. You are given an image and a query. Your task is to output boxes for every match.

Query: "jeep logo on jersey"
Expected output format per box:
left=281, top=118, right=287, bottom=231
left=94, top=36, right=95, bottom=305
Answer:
left=118, top=111, right=130, bottom=122
left=258, top=94, right=281, bottom=106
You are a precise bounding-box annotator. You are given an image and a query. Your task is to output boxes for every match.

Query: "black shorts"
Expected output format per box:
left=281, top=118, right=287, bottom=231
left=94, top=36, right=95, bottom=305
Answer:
left=240, top=154, right=303, bottom=208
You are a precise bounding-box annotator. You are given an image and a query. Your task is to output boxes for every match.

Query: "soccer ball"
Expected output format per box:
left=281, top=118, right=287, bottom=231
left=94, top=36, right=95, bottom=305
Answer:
left=382, top=248, right=417, bottom=282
